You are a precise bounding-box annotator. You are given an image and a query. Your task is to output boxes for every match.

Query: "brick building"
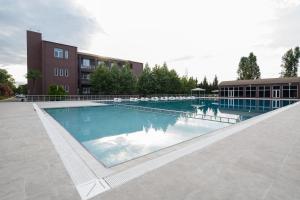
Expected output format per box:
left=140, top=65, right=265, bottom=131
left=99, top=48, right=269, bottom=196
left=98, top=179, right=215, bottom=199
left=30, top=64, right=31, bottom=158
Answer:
left=27, top=31, right=143, bottom=95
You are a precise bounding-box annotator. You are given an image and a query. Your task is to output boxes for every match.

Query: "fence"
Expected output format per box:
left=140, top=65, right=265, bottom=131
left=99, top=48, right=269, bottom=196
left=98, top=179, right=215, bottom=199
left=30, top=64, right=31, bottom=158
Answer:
left=24, top=94, right=219, bottom=102
left=25, top=95, right=139, bottom=102
left=112, top=103, right=239, bottom=124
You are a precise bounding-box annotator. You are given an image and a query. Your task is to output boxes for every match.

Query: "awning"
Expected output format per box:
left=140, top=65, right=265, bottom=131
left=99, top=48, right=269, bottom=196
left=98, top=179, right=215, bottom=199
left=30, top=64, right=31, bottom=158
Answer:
left=191, top=88, right=206, bottom=91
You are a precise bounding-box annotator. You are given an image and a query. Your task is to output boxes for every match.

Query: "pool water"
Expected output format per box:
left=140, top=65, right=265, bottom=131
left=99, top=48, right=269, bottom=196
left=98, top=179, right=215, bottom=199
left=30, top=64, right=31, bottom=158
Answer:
left=123, top=98, right=297, bottom=121
left=45, top=98, right=296, bottom=167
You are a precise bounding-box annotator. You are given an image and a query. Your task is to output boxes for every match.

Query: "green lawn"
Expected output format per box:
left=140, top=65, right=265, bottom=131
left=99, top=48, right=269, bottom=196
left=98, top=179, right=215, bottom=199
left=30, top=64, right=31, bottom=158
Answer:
left=0, top=96, right=9, bottom=100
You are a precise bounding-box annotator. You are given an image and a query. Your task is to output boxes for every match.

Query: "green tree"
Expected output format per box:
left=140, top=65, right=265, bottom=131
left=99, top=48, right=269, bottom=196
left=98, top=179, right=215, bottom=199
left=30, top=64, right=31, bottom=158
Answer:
left=167, top=69, right=181, bottom=94
left=202, top=76, right=208, bottom=88
left=280, top=46, right=300, bottom=77
left=212, top=75, right=218, bottom=90
left=0, top=69, right=15, bottom=96
left=0, top=69, right=15, bottom=87
left=110, top=63, right=121, bottom=94
left=26, top=69, right=42, bottom=94
left=237, top=52, right=261, bottom=80
left=48, top=85, right=67, bottom=95
left=90, top=64, right=112, bottom=94
left=138, top=63, right=154, bottom=95
left=119, top=63, right=137, bottom=94
left=14, top=84, right=28, bottom=95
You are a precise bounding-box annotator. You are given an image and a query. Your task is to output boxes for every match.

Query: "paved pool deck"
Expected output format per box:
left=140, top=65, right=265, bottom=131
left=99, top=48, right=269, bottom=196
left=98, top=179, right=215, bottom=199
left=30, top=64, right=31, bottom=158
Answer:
left=1, top=101, right=300, bottom=200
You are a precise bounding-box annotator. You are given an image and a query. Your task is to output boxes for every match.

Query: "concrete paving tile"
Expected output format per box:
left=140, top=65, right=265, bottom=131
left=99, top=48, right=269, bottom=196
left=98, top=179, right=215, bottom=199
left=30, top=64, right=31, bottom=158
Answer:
left=0, top=177, right=25, bottom=200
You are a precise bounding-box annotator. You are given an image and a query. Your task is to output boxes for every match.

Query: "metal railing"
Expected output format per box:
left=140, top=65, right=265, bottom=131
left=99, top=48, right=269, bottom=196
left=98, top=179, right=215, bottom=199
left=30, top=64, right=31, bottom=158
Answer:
left=24, top=94, right=218, bottom=102
left=25, top=95, right=139, bottom=102
left=112, top=103, right=240, bottom=124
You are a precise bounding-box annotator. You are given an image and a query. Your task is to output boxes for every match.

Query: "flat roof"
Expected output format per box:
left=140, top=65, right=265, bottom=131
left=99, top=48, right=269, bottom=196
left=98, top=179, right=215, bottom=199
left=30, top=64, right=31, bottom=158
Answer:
left=219, top=77, right=300, bottom=86
left=42, top=40, right=77, bottom=48
left=78, top=52, right=143, bottom=64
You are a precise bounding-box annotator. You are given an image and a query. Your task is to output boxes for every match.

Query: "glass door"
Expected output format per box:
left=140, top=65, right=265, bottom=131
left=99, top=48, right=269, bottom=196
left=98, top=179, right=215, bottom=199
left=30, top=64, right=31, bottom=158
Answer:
left=228, top=89, right=234, bottom=98
left=272, top=86, right=280, bottom=98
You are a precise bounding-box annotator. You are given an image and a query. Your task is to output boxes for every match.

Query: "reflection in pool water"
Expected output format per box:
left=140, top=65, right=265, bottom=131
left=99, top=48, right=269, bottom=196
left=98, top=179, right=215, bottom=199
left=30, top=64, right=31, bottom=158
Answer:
left=45, top=98, right=296, bottom=167
left=46, top=105, right=228, bottom=167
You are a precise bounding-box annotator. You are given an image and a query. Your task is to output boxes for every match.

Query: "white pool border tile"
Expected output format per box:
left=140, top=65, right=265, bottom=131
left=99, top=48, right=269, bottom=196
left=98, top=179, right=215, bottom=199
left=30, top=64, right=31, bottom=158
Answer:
left=33, top=103, right=110, bottom=200
left=33, top=100, right=300, bottom=199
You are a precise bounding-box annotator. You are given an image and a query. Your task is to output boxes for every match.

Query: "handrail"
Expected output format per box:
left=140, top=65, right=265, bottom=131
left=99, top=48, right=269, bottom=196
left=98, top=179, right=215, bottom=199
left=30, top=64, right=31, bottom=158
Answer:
left=112, top=103, right=240, bottom=124
left=24, top=94, right=213, bottom=102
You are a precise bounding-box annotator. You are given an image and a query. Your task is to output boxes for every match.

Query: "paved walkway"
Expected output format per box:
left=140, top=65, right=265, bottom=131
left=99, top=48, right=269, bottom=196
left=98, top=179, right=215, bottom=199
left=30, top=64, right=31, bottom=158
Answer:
left=0, top=102, right=79, bottom=200
left=1, top=102, right=300, bottom=200
left=94, top=102, right=300, bottom=200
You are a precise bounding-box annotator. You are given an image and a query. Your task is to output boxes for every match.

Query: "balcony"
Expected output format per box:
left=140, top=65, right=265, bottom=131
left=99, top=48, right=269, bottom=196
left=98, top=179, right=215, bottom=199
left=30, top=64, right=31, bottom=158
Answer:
left=80, top=78, right=91, bottom=85
left=80, top=65, right=96, bottom=72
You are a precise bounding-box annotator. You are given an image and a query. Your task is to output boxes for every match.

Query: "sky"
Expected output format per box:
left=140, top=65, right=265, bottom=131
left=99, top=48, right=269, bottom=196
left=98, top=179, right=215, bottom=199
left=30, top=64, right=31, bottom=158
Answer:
left=0, top=0, right=300, bottom=85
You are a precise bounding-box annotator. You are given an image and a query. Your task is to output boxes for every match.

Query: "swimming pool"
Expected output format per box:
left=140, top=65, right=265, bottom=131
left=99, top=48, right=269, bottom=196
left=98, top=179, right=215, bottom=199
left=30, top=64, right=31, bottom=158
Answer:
left=45, top=98, right=296, bottom=167
left=122, top=98, right=297, bottom=121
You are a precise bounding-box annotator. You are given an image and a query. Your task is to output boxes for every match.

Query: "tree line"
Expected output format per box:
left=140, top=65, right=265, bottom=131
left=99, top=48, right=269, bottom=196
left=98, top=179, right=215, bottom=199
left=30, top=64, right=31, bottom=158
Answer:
left=3, top=46, right=299, bottom=97
left=90, top=62, right=200, bottom=95
left=237, top=46, right=300, bottom=80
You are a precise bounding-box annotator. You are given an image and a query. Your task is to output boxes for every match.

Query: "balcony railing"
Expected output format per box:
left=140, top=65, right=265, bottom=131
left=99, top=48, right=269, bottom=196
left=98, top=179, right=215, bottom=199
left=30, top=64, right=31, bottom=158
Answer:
left=80, top=65, right=96, bottom=70
left=80, top=79, right=91, bottom=85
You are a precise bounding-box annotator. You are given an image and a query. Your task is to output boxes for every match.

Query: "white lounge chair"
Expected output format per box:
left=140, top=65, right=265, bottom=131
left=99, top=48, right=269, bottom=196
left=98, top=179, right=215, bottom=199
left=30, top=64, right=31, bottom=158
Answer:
left=151, top=97, right=159, bottom=101
left=113, top=98, right=122, bottom=102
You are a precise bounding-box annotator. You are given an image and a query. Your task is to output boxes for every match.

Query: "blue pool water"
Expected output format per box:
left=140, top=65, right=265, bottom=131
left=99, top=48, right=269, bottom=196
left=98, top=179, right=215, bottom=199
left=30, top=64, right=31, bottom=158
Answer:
left=122, top=98, right=297, bottom=121
left=45, top=98, right=296, bottom=167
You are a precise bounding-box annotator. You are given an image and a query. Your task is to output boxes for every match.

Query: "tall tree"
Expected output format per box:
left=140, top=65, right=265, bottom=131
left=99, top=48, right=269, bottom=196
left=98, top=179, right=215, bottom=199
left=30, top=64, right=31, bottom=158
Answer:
left=0, top=69, right=15, bottom=96
left=167, top=69, right=181, bottom=94
left=202, top=76, right=208, bottom=89
left=138, top=63, right=154, bottom=95
left=280, top=46, right=300, bottom=77
left=212, top=75, right=218, bottom=89
left=237, top=52, right=261, bottom=80
left=110, top=63, right=121, bottom=94
left=90, top=64, right=112, bottom=94
left=26, top=69, right=41, bottom=94
left=119, top=63, right=137, bottom=94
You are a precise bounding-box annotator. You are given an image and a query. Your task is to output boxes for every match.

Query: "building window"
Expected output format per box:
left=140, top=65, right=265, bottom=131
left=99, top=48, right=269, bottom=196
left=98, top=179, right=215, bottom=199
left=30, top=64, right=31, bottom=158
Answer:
left=251, top=87, right=256, bottom=97
left=246, top=87, right=251, bottom=97
left=246, top=86, right=256, bottom=98
left=283, top=85, right=298, bottom=98
left=65, top=69, right=68, bottom=77
left=54, top=68, right=59, bottom=76
left=54, top=48, right=63, bottom=58
left=259, top=86, right=270, bottom=98
left=65, top=50, right=69, bottom=59
left=82, top=59, right=90, bottom=67
left=59, top=68, right=64, bottom=76
left=81, top=73, right=90, bottom=80
left=238, top=87, right=243, bottom=97
left=82, top=87, right=90, bottom=94
left=220, top=88, right=224, bottom=97
left=97, top=61, right=104, bottom=66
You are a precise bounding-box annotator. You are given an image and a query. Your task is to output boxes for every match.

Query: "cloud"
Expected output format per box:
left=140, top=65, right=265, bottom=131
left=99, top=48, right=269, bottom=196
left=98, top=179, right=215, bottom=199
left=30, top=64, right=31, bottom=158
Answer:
left=0, top=0, right=103, bottom=67
left=267, top=4, right=300, bottom=48
left=166, top=56, right=195, bottom=63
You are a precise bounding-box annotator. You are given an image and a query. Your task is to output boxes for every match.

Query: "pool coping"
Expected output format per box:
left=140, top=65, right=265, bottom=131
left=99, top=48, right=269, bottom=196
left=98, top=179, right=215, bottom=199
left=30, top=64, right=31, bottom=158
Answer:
left=33, top=100, right=300, bottom=199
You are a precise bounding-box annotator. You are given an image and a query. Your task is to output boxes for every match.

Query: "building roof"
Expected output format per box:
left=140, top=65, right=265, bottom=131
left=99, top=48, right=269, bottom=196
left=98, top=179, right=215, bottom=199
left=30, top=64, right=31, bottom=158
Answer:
left=219, top=77, right=300, bottom=86
left=77, top=51, right=142, bottom=64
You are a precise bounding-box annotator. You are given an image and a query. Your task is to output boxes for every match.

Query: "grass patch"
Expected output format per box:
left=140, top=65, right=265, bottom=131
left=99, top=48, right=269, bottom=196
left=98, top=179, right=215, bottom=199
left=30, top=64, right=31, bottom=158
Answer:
left=0, top=96, right=9, bottom=100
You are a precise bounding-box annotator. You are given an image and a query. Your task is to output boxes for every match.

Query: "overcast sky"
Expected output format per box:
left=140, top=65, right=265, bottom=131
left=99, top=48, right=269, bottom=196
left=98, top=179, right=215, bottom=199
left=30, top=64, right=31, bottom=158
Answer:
left=0, top=0, right=299, bottom=84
